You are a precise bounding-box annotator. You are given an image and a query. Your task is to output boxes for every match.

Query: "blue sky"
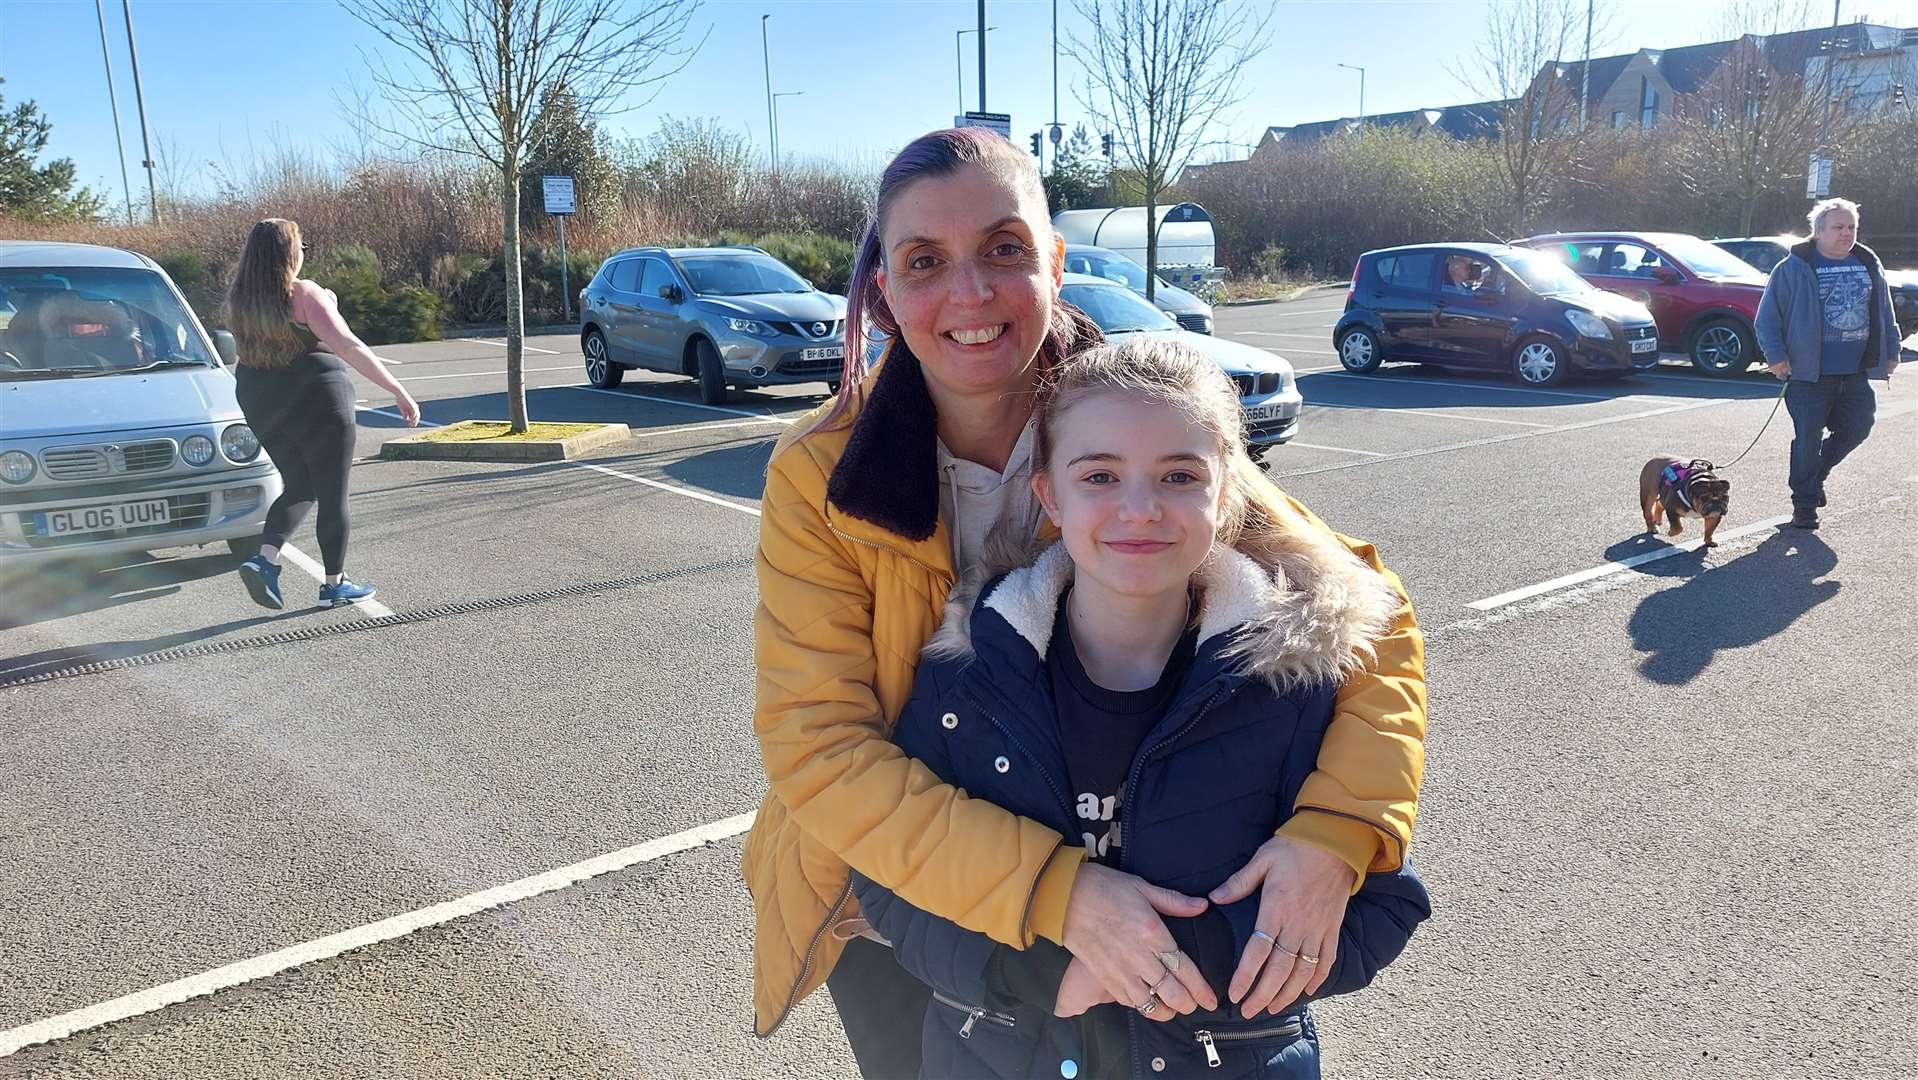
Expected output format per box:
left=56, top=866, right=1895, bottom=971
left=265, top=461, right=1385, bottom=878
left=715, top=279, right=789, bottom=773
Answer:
left=3, top=0, right=1915, bottom=206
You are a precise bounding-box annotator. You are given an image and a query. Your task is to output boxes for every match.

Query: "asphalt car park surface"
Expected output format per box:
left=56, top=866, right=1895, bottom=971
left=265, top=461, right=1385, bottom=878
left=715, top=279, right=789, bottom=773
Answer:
left=4, top=292, right=1914, bottom=1078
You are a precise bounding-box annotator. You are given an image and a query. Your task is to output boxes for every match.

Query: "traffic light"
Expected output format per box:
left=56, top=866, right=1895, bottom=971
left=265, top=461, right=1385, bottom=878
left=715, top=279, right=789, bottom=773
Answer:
left=1030, top=131, right=1042, bottom=156
left=1100, top=133, right=1113, bottom=157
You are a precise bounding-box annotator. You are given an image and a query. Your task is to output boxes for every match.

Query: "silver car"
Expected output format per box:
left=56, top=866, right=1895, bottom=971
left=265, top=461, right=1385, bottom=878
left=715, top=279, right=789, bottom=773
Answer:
left=1059, top=274, right=1300, bottom=458
left=1064, top=244, right=1215, bottom=334
left=579, top=245, right=848, bottom=404
left=0, top=241, right=281, bottom=567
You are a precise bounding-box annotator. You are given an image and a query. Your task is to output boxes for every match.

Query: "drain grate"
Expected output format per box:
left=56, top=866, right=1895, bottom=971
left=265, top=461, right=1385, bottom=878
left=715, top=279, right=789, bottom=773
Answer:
left=1, top=556, right=756, bottom=690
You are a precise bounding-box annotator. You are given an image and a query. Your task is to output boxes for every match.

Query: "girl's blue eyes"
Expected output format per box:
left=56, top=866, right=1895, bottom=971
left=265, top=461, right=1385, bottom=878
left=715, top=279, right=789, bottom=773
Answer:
left=1081, top=471, right=1200, bottom=485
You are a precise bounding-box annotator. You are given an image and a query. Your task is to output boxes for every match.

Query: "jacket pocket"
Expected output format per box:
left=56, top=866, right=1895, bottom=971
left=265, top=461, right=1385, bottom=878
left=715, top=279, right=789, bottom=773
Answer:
left=1189, top=1014, right=1310, bottom=1075
left=931, top=990, right=1018, bottom=1040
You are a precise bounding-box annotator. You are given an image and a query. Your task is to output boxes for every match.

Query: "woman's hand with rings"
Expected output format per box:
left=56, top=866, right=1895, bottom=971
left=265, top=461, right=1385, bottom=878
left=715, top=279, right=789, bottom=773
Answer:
left=1060, top=862, right=1218, bottom=1020
left=1209, top=834, right=1355, bottom=1018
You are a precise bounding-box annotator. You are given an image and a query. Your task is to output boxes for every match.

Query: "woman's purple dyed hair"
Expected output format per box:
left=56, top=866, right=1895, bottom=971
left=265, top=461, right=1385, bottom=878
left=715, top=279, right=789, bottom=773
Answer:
left=810, top=127, right=1100, bottom=434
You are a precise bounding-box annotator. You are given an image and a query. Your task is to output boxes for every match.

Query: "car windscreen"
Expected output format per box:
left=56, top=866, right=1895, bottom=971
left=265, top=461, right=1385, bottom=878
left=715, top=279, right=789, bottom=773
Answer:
left=1495, top=250, right=1594, bottom=296
left=0, top=267, right=215, bottom=379
left=1657, top=235, right=1763, bottom=278
left=1061, top=283, right=1178, bottom=333
left=678, top=254, right=810, bottom=296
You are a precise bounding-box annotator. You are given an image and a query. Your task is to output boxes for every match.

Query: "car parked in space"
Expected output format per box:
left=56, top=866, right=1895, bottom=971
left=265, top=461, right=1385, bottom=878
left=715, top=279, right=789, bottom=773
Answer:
left=1715, top=233, right=1918, bottom=342
left=1513, top=231, right=1767, bottom=377
left=0, top=241, right=282, bottom=567
left=1058, top=274, right=1298, bottom=456
left=1332, top=243, right=1659, bottom=387
left=1063, top=244, right=1214, bottom=334
left=578, top=245, right=847, bottom=404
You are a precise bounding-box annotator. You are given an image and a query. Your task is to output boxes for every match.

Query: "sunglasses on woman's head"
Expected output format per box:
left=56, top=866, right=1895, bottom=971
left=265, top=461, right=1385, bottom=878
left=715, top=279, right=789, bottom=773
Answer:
left=300, top=242, right=311, bottom=253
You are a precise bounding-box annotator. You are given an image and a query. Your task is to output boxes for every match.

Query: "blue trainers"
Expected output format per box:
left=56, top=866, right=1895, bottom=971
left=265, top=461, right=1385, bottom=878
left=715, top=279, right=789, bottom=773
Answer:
left=319, top=579, right=377, bottom=608
left=238, top=555, right=284, bottom=610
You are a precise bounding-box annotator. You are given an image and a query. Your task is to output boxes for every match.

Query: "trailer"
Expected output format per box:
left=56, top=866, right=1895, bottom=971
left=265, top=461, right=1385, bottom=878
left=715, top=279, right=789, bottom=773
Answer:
left=1051, top=203, right=1220, bottom=293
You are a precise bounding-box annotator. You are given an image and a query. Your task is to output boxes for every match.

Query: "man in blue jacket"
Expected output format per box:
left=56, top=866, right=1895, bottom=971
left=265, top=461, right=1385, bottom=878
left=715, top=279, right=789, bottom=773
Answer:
left=1755, top=197, right=1902, bottom=530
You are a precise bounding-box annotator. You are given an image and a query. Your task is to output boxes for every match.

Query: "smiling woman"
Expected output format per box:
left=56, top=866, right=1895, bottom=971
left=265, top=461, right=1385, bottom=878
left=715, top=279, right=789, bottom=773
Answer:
left=740, top=127, right=1430, bottom=1079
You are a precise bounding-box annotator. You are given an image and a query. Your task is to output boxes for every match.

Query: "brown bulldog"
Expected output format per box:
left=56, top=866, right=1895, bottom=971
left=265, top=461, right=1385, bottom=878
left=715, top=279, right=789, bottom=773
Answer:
left=1640, top=456, right=1731, bottom=547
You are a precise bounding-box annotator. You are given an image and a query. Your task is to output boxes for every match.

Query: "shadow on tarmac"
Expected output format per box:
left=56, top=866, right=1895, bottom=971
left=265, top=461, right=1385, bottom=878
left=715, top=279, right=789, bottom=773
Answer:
left=1619, top=528, right=1839, bottom=686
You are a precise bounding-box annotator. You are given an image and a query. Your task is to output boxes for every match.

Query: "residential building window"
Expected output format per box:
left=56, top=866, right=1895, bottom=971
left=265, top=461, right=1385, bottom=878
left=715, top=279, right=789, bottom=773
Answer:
left=1612, top=110, right=1626, bottom=128
left=1640, top=78, right=1659, bottom=126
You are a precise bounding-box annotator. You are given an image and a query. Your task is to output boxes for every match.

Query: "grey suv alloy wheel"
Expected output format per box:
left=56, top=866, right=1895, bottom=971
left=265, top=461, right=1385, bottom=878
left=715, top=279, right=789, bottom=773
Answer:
left=583, top=329, right=622, bottom=389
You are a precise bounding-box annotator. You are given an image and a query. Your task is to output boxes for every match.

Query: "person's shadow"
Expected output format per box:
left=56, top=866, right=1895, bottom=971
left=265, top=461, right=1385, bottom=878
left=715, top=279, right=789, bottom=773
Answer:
left=1625, top=528, right=1839, bottom=685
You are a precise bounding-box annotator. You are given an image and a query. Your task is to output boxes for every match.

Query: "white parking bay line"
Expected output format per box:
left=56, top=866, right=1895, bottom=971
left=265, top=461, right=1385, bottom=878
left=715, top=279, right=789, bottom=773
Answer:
left=570, top=461, right=762, bottom=517
left=1234, top=331, right=1332, bottom=341
left=1305, top=401, right=1550, bottom=427
left=560, top=385, right=798, bottom=425
left=471, top=338, right=563, bottom=355
left=629, top=418, right=788, bottom=438
left=1465, top=515, right=1793, bottom=611
left=0, top=812, right=758, bottom=1058
left=1286, top=441, right=1387, bottom=457
left=399, top=364, right=578, bottom=383
left=277, top=544, right=397, bottom=619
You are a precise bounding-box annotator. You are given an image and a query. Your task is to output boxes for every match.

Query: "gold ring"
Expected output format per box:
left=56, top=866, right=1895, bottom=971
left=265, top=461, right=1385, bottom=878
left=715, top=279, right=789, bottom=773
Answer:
left=1300, top=953, right=1321, bottom=965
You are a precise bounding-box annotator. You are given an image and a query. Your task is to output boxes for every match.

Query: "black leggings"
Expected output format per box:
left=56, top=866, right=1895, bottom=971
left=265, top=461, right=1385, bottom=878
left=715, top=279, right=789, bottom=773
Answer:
left=235, top=354, right=358, bottom=576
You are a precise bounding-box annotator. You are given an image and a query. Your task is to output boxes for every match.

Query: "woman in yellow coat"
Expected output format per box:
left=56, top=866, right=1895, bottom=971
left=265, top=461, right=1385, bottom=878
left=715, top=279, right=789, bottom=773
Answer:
left=743, top=128, right=1427, bottom=1076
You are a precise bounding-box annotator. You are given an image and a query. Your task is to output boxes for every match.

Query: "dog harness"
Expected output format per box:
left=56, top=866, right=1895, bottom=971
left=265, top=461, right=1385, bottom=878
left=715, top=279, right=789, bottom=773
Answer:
left=1660, top=460, right=1716, bottom=510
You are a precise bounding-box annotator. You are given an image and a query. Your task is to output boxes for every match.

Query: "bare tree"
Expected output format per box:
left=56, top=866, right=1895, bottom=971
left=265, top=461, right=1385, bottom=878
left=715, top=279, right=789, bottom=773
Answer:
left=1462, top=0, right=1597, bottom=236
left=1672, top=1, right=1847, bottom=235
left=342, top=0, right=703, bottom=432
left=1066, top=0, right=1272, bottom=300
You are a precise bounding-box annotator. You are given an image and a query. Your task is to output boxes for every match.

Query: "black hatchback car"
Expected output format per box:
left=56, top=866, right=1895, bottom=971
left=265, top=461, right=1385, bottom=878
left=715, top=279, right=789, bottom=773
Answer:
left=1332, top=243, right=1661, bottom=386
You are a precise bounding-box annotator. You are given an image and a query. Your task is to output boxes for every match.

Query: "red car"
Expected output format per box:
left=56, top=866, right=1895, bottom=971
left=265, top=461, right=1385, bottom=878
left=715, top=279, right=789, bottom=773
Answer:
left=1514, top=231, right=1769, bottom=377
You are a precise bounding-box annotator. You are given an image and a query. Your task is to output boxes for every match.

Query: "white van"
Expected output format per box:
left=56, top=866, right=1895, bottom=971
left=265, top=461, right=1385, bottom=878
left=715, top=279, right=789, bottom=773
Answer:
left=0, top=241, right=282, bottom=567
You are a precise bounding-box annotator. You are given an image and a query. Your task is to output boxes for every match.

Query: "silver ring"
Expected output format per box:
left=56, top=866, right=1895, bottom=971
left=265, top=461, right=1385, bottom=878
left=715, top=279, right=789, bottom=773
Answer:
left=1138, top=994, right=1161, bottom=1016
left=1158, top=950, right=1182, bottom=974
left=1151, top=972, right=1177, bottom=997
left=1249, top=930, right=1276, bottom=946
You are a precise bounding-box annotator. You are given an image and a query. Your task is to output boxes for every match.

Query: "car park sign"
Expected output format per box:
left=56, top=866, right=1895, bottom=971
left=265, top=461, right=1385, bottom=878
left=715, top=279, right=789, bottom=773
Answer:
left=542, top=175, right=575, bottom=216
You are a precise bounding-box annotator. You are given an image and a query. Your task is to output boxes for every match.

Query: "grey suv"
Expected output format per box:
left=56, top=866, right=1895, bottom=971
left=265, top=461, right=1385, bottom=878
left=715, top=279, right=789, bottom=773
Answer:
left=579, top=246, right=848, bottom=404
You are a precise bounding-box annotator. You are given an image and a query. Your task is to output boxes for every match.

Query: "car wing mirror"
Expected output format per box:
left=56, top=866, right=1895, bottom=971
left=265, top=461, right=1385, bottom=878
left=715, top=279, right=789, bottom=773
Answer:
left=211, top=328, right=238, bottom=367
left=659, top=283, right=682, bottom=302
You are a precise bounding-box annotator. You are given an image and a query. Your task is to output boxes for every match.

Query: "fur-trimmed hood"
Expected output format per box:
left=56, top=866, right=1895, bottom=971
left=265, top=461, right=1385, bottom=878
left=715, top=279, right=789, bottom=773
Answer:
left=927, top=523, right=1401, bottom=692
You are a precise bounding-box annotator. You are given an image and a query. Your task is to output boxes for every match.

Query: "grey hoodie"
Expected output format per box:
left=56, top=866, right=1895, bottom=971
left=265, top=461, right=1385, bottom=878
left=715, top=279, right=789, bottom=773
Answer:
left=1755, top=240, right=1900, bottom=381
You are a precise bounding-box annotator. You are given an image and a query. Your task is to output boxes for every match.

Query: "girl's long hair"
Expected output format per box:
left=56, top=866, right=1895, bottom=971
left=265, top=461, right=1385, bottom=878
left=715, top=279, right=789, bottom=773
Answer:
left=226, top=218, right=306, bottom=368
left=809, top=127, right=1099, bottom=438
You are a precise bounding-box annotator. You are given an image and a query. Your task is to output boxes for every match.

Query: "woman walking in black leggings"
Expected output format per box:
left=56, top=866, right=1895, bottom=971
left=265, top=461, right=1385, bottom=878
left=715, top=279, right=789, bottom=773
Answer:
left=226, top=218, right=418, bottom=609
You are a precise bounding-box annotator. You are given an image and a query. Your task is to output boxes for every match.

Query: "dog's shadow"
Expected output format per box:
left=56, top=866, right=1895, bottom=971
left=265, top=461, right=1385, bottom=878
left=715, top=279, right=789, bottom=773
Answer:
left=1623, top=529, right=1839, bottom=685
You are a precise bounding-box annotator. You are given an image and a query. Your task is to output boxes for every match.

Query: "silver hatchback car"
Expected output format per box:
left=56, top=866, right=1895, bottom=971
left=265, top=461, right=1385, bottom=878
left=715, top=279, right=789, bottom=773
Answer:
left=0, top=241, right=282, bottom=567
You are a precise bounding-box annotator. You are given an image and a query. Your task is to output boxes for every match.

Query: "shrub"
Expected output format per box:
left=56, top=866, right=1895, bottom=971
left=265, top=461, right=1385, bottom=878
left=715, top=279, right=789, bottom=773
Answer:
left=307, top=243, right=443, bottom=344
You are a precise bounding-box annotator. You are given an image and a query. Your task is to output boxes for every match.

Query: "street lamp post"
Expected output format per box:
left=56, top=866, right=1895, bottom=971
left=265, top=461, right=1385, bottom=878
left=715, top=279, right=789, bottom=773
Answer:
left=761, top=15, right=775, bottom=171
left=772, top=91, right=804, bottom=173
left=956, top=26, right=996, bottom=114
left=1337, top=63, right=1366, bottom=124
left=121, top=0, right=160, bottom=223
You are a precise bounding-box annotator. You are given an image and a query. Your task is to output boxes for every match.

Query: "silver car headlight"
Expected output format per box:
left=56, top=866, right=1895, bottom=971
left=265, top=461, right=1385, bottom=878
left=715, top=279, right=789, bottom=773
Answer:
left=1566, top=310, right=1612, bottom=339
left=726, top=317, right=773, bottom=336
left=181, top=435, right=217, bottom=466
left=221, top=423, right=261, bottom=463
left=0, top=450, right=34, bottom=484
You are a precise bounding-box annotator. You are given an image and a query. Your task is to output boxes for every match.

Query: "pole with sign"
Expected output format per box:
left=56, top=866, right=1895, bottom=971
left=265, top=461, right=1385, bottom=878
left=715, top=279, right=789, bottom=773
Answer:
left=955, top=110, right=1012, bottom=140
left=1805, top=154, right=1832, bottom=200
left=543, top=175, right=577, bottom=321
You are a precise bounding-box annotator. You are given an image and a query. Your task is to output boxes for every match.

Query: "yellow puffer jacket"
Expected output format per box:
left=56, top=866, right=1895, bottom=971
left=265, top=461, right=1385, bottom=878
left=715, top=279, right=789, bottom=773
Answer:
left=743, top=354, right=1428, bottom=1037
